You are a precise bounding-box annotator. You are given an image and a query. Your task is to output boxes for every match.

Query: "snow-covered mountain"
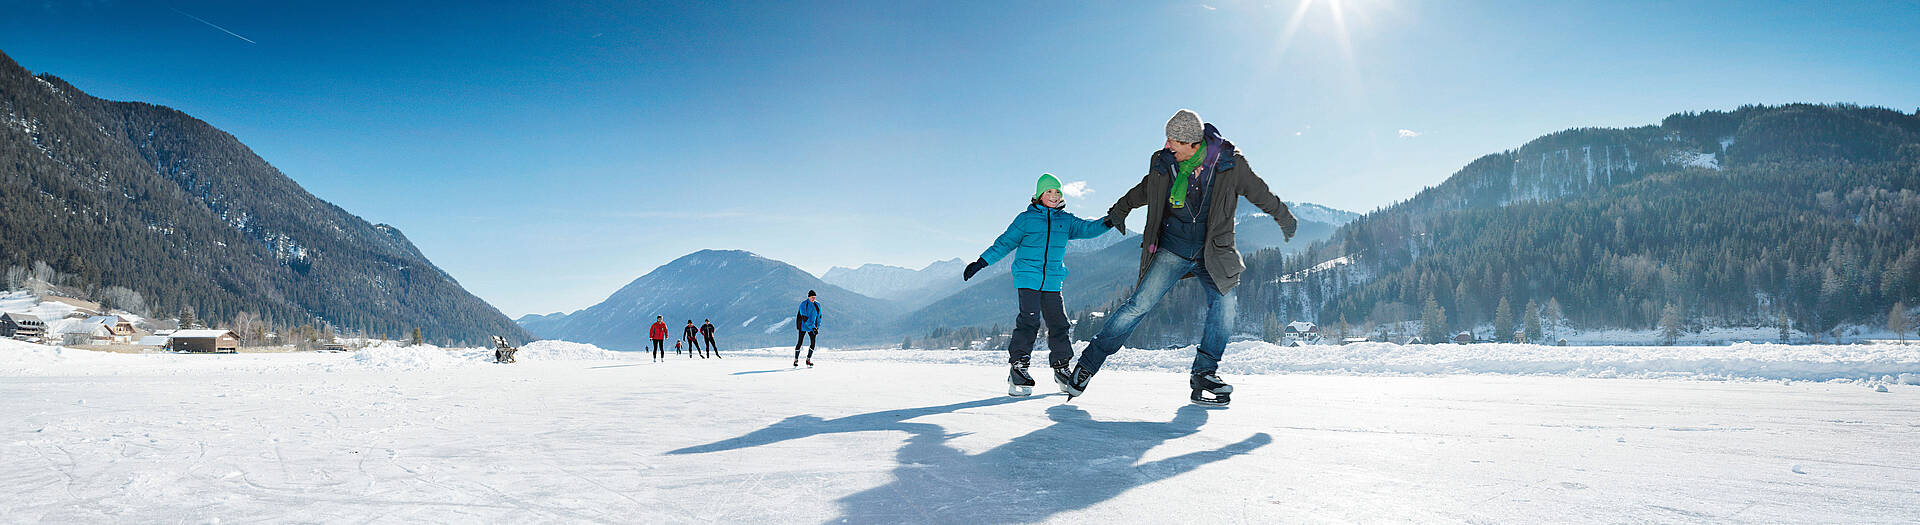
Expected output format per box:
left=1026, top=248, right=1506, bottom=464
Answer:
left=820, top=258, right=976, bottom=306
left=520, top=250, right=897, bottom=350
left=0, top=50, right=523, bottom=344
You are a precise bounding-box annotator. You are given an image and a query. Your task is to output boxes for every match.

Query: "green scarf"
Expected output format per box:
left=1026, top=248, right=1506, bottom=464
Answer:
left=1169, top=141, right=1208, bottom=208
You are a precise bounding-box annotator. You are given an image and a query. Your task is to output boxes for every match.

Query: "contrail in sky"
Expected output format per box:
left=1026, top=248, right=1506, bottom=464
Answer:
left=171, top=8, right=256, bottom=44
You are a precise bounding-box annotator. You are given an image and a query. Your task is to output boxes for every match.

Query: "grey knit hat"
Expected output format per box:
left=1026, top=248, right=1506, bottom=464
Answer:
left=1165, top=109, right=1203, bottom=143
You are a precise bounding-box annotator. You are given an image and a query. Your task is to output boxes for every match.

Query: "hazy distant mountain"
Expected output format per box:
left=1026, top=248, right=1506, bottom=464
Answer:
left=0, top=50, right=524, bottom=344
left=1264, top=103, right=1920, bottom=337
left=521, top=250, right=897, bottom=349
left=821, top=258, right=974, bottom=306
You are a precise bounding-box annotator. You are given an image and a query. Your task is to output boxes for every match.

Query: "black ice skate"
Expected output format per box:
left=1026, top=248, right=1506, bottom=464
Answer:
left=1062, top=366, right=1095, bottom=401
left=1190, top=371, right=1233, bottom=407
left=1051, top=365, right=1074, bottom=394
left=1008, top=361, right=1035, bottom=397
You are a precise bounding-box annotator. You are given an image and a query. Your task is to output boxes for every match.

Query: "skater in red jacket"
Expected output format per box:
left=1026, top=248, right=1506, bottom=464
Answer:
left=649, top=316, right=669, bottom=361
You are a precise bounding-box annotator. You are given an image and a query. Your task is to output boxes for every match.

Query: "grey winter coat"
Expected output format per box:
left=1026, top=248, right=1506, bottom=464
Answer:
left=1104, top=127, right=1295, bottom=294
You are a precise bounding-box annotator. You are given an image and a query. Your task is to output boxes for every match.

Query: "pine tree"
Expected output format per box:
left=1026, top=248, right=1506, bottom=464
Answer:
left=1421, top=294, right=1448, bottom=344
left=901, top=336, right=913, bottom=350
left=180, top=308, right=199, bottom=330
left=1892, top=302, right=1909, bottom=344
left=411, top=327, right=423, bottom=346
left=1659, top=304, right=1684, bottom=345
left=1493, top=297, right=1514, bottom=343
left=1544, top=298, right=1563, bottom=339
left=1778, top=309, right=1792, bottom=343
left=1523, top=299, right=1543, bottom=344
left=1262, top=313, right=1282, bottom=344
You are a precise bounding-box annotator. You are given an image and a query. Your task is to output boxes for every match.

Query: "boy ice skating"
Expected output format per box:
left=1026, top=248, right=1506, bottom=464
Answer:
left=794, top=290, right=821, bottom=367
left=964, top=173, right=1111, bottom=396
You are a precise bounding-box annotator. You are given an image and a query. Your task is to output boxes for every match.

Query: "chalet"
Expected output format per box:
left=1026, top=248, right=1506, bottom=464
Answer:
left=1, top=312, right=46, bottom=340
left=60, top=324, right=110, bottom=346
left=1285, top=321, right=1317, bottom=335
left=168, top=329, right=240, bottom=353
left=84, top=315, right=137, bottom=344
left=1452, top=331, right=1475, bottom=345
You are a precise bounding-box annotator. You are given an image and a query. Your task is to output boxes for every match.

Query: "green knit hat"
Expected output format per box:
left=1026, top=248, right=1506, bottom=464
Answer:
left=1034, top=173, right=1062, bottom=199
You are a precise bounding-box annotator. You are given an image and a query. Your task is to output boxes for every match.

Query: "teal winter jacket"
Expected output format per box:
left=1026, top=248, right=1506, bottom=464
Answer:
left=979, top=203, right=1111, bottom=292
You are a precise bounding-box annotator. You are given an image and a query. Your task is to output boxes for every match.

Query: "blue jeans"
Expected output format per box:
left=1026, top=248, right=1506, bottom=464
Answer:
left=1077, top=249, right=1237, bottom=375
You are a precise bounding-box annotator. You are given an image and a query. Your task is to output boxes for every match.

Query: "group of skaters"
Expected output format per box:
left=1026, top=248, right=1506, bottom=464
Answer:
left=647, top=317, right=720, bottom=361
left=640, top=289, right=825, bottom=368
left=961, top=109, right=1297, bottom=406
left=634, top=110, right=1286, bottom=407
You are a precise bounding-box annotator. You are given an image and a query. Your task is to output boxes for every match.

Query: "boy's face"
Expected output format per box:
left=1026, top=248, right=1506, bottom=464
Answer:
left=1040, top=188, right=1063, bottom=208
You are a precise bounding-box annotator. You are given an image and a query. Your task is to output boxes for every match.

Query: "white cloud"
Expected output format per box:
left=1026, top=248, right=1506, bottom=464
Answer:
left=1201, top=4, right=1218, bottom=10
left=1397, top=129, right=1422, bottom=138
left=1061, top=181, right=1092, bottom=198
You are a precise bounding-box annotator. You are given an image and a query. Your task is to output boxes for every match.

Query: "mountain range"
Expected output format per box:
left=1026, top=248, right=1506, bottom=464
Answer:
left=520, top=201, right=1355, bottom=348
left=0, top=50, right=525, bottom=344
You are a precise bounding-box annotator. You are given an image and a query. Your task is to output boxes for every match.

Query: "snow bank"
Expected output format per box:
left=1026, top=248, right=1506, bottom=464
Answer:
left=733, top=340, right=1920, bottom=383
left=347, top=343, right=489, bottom=369
left=341, top=340, right=634, bottom=369
left=517, top=340, right=635, bottom=361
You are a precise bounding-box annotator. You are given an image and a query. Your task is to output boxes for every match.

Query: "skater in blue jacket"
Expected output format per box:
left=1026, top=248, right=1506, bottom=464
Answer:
left=963, top=173, right=1114, bottom=396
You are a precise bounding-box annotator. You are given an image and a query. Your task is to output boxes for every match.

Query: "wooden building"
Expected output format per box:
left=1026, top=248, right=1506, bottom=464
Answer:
left=168, top=329, right=240, bottom=353
left=1, top=312, right=46, bottom=340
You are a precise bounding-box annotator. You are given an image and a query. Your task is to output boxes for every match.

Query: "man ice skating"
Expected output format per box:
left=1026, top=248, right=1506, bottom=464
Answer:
left=684, top=320, right=702, bottom=358
left=963, top=173, right=1110, bottom=396
left=649, top=315, right=668, bottom=361
left=700, top=319, right=718, bottom=358
left=1063, top=109, right=1297, bottom=406
left=794, top=290, right=821, bottom=367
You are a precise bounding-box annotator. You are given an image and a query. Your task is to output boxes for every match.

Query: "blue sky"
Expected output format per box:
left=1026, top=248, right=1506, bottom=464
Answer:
left=4, top=1, right=1917, bottom=317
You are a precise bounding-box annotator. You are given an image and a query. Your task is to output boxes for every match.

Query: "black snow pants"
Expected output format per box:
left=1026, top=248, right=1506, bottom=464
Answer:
left=651, top=339, right=665, bottom=359
left=1007, top=288, right=1074, bottom=368
left=703, top=335, right=718, bottom=357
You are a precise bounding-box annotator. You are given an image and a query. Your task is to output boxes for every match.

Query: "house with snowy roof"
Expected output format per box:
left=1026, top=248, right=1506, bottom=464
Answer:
left=2, top=312, right=46, bottom=340
left=168, top=329, right=239, bottom=353
left=85, top=315, right=137, bottom=343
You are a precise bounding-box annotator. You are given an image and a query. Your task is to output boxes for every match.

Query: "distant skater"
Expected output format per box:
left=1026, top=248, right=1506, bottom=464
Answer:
left=701, top=319, right=719, bottom=358
left=684, top=320, right=703, bottom=358
left=649, top=315, right=668, bottom=361
left=794, top=290, right=821, bottom=367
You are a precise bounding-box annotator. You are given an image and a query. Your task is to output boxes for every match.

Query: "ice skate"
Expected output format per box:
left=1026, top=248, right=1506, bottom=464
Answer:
left=1008, top=361, right=1035, bottom=397
left=1190, top=371, right=1233, bottom=407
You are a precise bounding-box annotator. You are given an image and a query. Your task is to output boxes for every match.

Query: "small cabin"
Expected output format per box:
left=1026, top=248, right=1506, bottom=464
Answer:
left=1285, top=321, right=1317, bottom=335
left=168, top=329, right=240, bottom=353
left=1, top=312, right=46, bottom=340
left=1452, top=331, right=1474, bottom=345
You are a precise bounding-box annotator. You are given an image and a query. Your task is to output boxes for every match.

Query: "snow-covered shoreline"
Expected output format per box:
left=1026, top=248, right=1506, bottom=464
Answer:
left=9, top=338, right=1919, bottom=386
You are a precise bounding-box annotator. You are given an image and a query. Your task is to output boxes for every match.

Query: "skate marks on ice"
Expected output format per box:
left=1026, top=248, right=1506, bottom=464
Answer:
left=730, top=367, right=808, bottom=376
left=671, top=398, right=1271, bottom=524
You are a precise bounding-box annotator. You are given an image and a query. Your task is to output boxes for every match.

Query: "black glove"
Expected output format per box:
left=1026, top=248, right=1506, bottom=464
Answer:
left=963, top=258, right=988, bottom=281
left=1104, top=217, right=1127, bottom=235
left=1278, top=216, right=1297, bottom=242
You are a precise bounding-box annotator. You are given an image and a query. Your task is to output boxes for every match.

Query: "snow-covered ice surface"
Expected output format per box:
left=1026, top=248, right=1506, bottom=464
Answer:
left=4, top=338, right=1918, bottom=523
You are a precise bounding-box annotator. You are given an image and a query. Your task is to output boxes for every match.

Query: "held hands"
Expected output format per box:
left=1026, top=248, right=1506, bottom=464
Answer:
left=1278, top=215, right=1298, bottom=242
left=963, top=258, right=988, bottom=281
left=1104, top=217, right=1127, bottom=236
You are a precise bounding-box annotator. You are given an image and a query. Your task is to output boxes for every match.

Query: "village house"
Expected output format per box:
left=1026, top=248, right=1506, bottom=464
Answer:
left=1, top=312, right=46, bottom=341
left=84, top=315, right=137, bottom=344
left=168, top=329, right=240, bottom=353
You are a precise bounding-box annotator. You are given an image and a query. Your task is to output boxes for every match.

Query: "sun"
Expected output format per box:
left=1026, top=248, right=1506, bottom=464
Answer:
left=1272, top=0, right=1386, bottom=62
